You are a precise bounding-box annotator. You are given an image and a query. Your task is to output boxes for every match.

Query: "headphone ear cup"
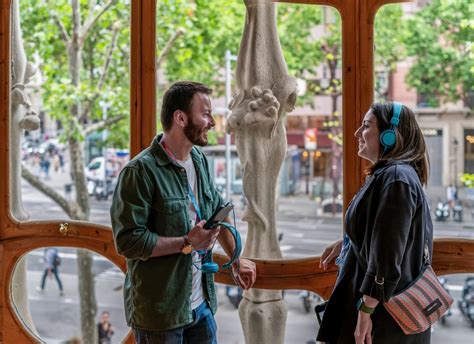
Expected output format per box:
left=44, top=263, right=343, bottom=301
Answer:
left=380, top=129, right=396, bottom=148
left=202, top=262, right=219, bottom=273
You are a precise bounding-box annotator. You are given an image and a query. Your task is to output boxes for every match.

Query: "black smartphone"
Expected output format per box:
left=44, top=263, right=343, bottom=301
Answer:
left=204, top=202, right=234, bottom=229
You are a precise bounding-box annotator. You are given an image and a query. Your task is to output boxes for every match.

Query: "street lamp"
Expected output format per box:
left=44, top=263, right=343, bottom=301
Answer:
left=453, top=138, right=459, bottom=187
left=225, top=50, right=237, bottom=201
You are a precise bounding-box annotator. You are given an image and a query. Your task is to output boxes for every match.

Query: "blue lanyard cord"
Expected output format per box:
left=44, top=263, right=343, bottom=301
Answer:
left=187, top=184, right=202, bottom=221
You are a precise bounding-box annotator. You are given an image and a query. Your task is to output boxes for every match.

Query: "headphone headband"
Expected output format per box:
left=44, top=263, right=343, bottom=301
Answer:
left=391, top=102, right=402, bottom=126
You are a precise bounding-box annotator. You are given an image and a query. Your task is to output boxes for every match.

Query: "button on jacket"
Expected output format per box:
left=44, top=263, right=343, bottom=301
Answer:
left=110, top=134, right=224, bottom=331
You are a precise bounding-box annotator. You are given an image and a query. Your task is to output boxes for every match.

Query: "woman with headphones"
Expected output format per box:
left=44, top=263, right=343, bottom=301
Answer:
left=316, top=102, right=433, bottom=344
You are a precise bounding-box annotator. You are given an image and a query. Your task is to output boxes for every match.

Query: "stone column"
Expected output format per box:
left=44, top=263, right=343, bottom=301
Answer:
left=10, top=0, right=41, bottom=336
left=226, top=1, right=297, bottom=343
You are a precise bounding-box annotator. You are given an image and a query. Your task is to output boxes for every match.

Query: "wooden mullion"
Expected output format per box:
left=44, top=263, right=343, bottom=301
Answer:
left=130, top=0, right=156, bottom=158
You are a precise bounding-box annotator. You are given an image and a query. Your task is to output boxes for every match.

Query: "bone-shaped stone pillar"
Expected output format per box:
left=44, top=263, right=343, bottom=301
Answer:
left=10, top=0, right=41, bottom=336
left=226, top=1, right=297, bottom=342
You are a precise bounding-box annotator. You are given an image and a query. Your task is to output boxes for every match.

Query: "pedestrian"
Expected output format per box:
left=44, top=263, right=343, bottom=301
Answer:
left=38, top=247, right=64, bottom=296
left=40, top=152, right=51, bottom=179
left=317, top=102, right=432, bottom=343
left=97, top=310, right=115, bottom=344
left=110, top=81, right=257, bottom=344
left=446, top=183, right=457, bottom=209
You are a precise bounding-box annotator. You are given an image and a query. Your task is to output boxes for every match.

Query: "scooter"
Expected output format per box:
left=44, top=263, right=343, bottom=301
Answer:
left=458, top=276, right=474, bottom=328
left=437, top=276, right=452, bottom=325
left=301, top=291, right=322, bottom=313
left=435, top=200, right=449, bottom=221
left=453, top=201, right=463, bottom=222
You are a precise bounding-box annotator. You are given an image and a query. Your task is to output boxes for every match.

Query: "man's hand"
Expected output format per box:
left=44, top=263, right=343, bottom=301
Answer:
left=232, top=258, right=256, bottom=290
left=188, top=220, right=220, bottom=251
left=319, top=238, right=343, bottom=270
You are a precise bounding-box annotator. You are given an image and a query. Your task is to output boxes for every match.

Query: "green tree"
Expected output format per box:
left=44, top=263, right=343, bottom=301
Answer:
left=404, top=0, right=473, bottom=107
left=277, top=4, right=404, bottom=209
left=374, top=4, right=407, bottom=101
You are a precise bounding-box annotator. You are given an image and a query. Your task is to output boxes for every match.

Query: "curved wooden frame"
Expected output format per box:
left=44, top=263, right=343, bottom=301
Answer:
left=0, top=0, right=473, bottom=342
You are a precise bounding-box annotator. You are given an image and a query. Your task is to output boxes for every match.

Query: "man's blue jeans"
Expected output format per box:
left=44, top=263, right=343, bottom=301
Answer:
left=133, top=301, right=217, bottom=344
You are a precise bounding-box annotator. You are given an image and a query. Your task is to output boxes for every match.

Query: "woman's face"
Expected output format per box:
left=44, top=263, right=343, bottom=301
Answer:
left=354, top=110, right=381, bottom=163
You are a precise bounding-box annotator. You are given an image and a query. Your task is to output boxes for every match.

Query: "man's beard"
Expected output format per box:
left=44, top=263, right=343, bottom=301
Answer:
left=184, top=118, right=209, bottom=146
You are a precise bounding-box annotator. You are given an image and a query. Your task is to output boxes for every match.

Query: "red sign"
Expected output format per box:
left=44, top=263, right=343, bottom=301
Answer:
left=304, top=128, right=318, bottom=150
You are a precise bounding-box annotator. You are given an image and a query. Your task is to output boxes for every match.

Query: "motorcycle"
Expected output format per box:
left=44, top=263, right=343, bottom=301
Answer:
left=225, top=285, right=243, bottom=309
left=435, top=200, right=449, bottom=221
left=87, top=178, right=115, bottom=201
left=301, top=291, right=322, bottom=313
left=458, top=276, right=474, bottom=328
left=453, top=201, right=463, bottom=222
left=437, top=276, right=452, bottom=325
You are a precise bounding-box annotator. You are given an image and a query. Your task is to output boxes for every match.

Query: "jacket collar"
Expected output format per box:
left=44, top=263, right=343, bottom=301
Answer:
left=150, top=133, right=204, bottom=169
left=372, top=160, right=406, bottom=176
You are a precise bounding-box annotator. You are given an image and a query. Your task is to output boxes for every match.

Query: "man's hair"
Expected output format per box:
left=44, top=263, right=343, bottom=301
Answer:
left=367, top=102, right=430, bottom=185
left=160, top=81, right=212, bottom=131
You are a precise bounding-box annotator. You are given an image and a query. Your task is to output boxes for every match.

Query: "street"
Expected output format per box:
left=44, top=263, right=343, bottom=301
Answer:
left=18, top=173, right=474, bottom=343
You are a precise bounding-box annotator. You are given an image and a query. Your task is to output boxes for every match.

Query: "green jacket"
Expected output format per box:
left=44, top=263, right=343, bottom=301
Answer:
left=110, top=134, right=223, bottom=330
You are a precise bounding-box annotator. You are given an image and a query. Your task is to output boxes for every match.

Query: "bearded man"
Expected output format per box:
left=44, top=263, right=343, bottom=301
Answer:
left=110, top=81, right=256, bottom=344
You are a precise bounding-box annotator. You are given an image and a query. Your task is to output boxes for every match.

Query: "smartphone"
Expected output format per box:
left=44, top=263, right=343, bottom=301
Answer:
left=204, top=202, right=234, bottom=229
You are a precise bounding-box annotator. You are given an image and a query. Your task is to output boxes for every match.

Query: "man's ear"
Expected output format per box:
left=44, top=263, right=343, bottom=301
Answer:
left=174, top=110, right=187, bottom=128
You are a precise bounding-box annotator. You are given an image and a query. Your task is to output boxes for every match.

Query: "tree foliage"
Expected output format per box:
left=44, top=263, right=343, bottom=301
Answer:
left=21, top=0, right=130, bottom=146
left=404, top=0, right=473, bottom=107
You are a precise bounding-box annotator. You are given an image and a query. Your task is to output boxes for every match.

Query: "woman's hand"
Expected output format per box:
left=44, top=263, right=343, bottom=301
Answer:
left=354, top=312, right=373, bottom=344
left=319, top=238, right=343, bottom=270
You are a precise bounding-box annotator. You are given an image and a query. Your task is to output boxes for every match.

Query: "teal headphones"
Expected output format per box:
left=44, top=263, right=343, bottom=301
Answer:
left=379, top=102, right=403, bottom=154
left=201, top=221, right=242, bottom=273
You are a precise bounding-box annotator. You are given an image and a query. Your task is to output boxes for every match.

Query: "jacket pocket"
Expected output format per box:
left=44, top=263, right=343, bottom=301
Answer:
left=151, top=198, right=186, bottom=236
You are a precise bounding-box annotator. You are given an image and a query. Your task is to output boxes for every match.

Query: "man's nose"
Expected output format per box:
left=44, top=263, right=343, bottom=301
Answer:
left=209, top=116, right=216, bottom=127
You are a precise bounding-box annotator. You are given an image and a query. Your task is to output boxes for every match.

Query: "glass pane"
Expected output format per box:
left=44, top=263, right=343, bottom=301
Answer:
left=375, top=3, right=473, bottom=233
left=279, top=4, right=343, bottom=258
left=430, top=273, right=474, bottom=343
left=13, top=0, right=131, bottom=225
left=11, top=248, right=127, bottom=343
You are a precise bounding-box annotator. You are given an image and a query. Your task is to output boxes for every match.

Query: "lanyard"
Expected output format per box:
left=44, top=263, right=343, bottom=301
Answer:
left=187, top=184, right=202, bottom=221
left=161, top=139, right=202, bottom=221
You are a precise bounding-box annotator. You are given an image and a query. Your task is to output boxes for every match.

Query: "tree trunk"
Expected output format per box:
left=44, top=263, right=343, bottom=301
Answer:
left=68, top=2, right=97, bottom=342
left=77, top=249, right=97, bottom=344
left=69, top=138, right=97, bottom=344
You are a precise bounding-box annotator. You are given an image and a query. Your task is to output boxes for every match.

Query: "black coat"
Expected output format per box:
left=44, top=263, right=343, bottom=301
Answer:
left=317, top=162, right=433, bottom=343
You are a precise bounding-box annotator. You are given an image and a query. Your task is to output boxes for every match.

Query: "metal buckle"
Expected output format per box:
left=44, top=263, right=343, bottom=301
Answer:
left=375, top=276, right=384, bottom=285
